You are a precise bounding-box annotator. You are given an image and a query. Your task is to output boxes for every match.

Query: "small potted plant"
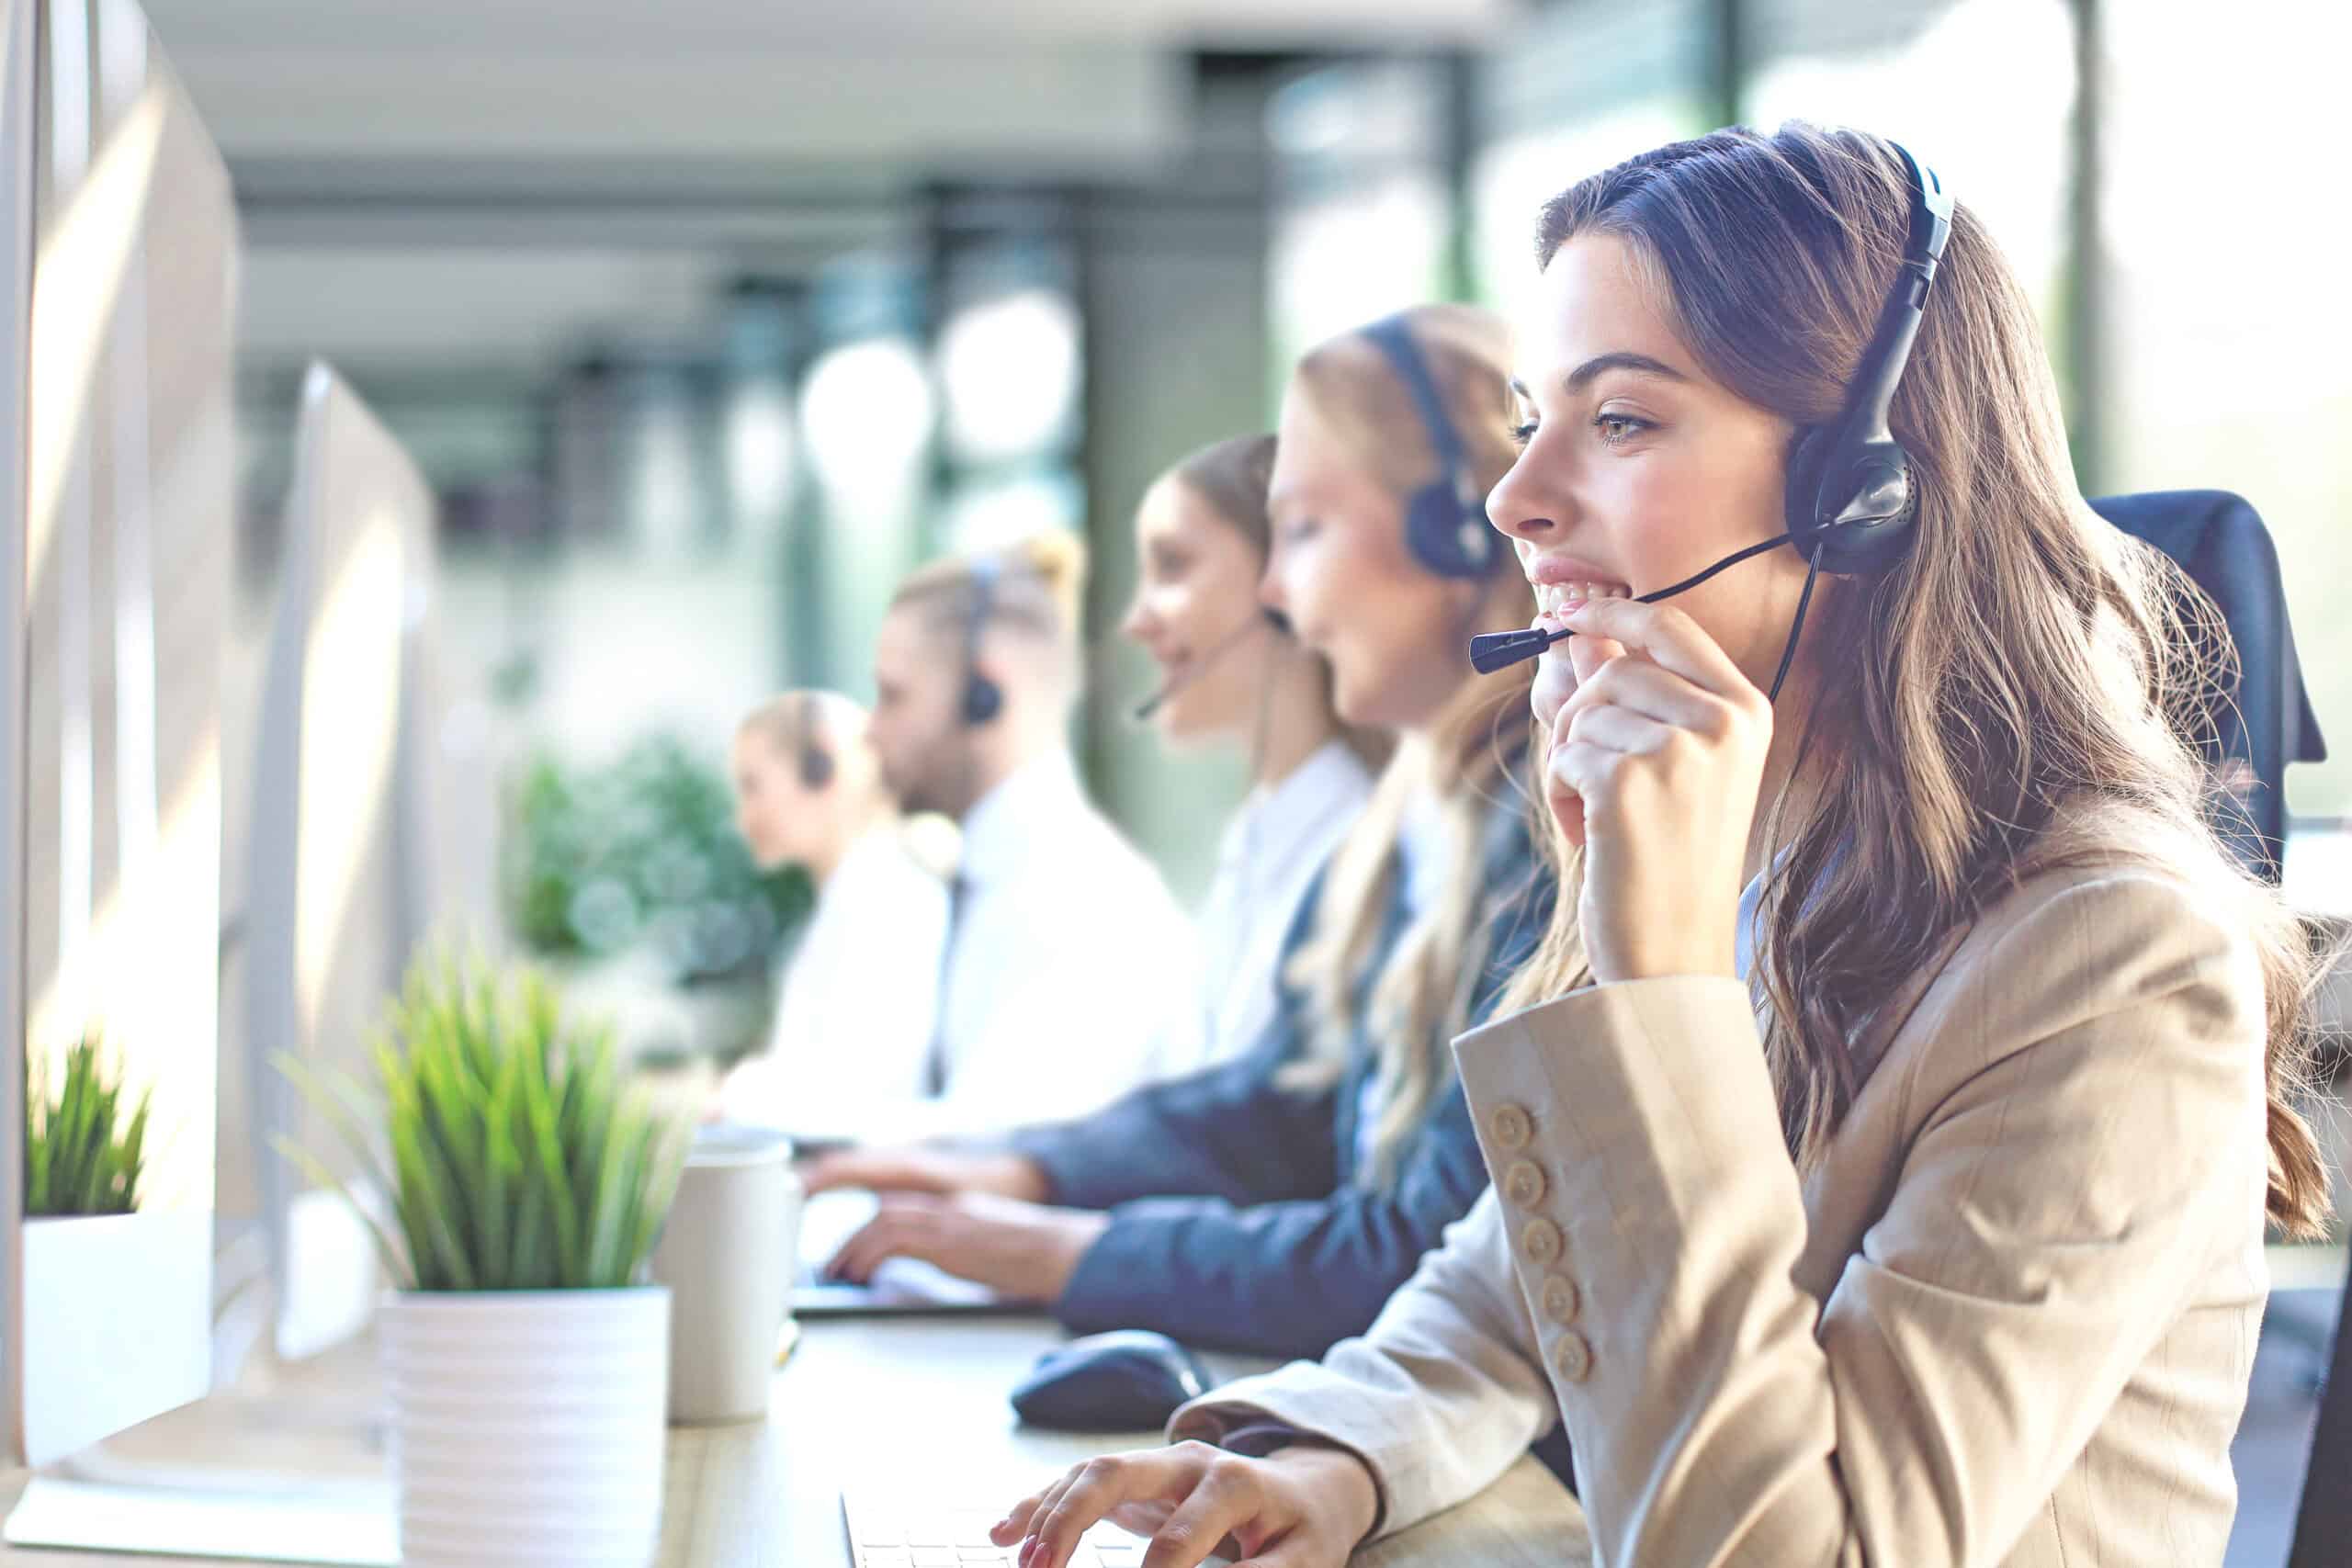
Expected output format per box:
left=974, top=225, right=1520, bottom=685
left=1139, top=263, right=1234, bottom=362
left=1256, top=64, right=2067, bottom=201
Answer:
left=24, top=1033, right=149, bottom=1219
left=280, top=949, right=688, bottom=1567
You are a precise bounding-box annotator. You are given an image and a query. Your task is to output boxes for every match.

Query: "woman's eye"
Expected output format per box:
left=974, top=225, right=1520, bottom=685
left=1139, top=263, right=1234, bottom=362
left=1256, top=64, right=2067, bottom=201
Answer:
left=1594, top=412, right=1653, bottom=446
left=1509, top=421, right=1539, bottom=450
left=1281, top=517, right=1321, bottom=544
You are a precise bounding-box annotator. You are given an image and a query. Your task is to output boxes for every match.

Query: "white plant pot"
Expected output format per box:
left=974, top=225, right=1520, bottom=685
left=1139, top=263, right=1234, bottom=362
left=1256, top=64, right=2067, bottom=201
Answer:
left=379, top=1287, right=670, bottom=1567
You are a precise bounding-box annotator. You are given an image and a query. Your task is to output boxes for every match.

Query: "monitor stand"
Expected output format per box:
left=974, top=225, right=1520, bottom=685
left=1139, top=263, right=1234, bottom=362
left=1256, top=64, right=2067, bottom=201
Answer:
left=5, top=1471, right=396, bottom=1564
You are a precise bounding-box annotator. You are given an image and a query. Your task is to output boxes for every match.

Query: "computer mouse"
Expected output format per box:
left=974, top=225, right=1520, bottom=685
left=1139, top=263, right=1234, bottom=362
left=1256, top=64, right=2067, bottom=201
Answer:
left=1009, top=1330, right=1214, bottom=1432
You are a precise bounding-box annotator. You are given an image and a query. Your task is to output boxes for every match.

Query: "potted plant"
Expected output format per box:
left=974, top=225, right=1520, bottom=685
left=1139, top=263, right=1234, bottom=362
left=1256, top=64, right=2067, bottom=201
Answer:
left=25, top=1033, right=149, bottom=1218
left=280, top=949, right=689, bottom=1567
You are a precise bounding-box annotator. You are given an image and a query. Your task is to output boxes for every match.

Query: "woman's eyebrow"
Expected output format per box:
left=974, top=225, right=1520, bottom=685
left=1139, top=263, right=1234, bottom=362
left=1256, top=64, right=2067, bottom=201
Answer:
left=1562, top=351, right=1690, bottom=393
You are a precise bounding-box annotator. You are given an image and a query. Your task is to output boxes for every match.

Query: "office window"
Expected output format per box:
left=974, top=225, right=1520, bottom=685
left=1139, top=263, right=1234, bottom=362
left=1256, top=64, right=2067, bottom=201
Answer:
left=2102, top=5, right=2352, bottom=849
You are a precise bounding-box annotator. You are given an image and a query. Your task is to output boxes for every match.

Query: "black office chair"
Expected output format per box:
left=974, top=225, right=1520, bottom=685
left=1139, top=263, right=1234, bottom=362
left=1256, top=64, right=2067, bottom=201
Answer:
left=2288, top=1242, right=2351, bottom=1567
left=2089, top=491, right=2328, bottom=883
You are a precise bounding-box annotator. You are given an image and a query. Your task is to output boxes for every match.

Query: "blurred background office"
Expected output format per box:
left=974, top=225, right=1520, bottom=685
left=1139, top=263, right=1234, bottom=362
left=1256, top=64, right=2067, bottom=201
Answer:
left=175, top=0, right=2352, bottom=1031
left=9, top=0, right=2348, bottom=1561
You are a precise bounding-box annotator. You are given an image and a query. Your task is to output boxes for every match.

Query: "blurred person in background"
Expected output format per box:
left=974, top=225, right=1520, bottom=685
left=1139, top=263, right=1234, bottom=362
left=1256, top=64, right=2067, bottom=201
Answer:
left=806, top=309, right=1568, bottom=1470
left=714, top=690, right=948, bottom=1133
left=991, top=124, right=2335, bottom=1568
left=1122, top=433, right=1385, bottom=1073
left=861, top=532, right=1198, bottom=1135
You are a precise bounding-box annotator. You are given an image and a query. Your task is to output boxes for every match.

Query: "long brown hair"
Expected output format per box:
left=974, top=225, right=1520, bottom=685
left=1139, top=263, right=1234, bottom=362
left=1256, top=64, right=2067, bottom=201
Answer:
left=1498, top=124, right=2331, bottom=1235
left=1276, top=305, right=1540, bottom=1188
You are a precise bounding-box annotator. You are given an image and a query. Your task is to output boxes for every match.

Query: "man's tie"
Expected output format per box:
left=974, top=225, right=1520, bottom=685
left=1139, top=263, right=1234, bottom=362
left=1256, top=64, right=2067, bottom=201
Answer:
left=920, top=872, right=971, bottom=1098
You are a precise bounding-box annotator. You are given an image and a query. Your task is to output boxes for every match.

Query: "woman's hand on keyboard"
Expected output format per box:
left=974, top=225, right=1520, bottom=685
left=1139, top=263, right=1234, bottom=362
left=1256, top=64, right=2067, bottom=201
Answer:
left=824, top=1192, right=1107, bottom=1301
left=991, top=1440, right=1378, bottom=1568
left=798, top=1146, right=1050, bottom=1203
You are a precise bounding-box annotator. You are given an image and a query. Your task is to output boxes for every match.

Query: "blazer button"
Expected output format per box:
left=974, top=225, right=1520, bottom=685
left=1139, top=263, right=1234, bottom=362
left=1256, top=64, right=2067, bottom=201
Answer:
left=1539, top=1273, right=1580, bottom=1325
left=1520, top=1217, right=1564, bottom=1268
left=1488, top=1103, right=1533, bottom=1151
left=1552, top=1331, right=1592, bottom=1383
left=1503, top=1158, right=1547, bottom=1209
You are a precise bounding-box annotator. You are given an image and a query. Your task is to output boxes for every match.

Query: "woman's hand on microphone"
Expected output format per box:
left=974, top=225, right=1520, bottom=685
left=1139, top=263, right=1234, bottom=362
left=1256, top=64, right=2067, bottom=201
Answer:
left=1542, top=595, right=1770, bottom=985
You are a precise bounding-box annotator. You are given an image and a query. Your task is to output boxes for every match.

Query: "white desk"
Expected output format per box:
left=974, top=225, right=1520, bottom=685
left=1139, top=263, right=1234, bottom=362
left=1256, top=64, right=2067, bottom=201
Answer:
left=669, top=1314, right=1586, bottom=1567
left=0, top=1314, right=1589, bottom=1567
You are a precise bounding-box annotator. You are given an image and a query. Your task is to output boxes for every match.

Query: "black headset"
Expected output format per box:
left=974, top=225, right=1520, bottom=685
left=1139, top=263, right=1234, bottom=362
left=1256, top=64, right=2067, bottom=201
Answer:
left=1781, top=139, right=1953, bottom=574
left=1360, top=315, right=1508, bottom=581
left=790, top=692, right=834, bottom=789
left=959, top=555, right=1005, bottom=726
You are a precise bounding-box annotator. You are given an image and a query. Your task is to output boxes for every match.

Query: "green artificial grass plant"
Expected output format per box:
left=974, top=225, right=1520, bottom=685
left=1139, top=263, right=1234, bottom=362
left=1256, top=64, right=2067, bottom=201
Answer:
left=277, top=948, right=688, bottom=1292
left=24, top=1034, right=149, bottom=1218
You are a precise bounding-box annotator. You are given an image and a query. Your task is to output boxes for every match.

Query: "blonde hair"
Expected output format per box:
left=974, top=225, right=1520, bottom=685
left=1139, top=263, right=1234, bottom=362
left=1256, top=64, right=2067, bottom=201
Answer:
left=1275, top=304, right=1541, bottom=1189
left=1500, top=124, right=2330, bottom=1235
left=891, top=531, right=1090, bottom=688
left=737, top=688, right=854, bottom=752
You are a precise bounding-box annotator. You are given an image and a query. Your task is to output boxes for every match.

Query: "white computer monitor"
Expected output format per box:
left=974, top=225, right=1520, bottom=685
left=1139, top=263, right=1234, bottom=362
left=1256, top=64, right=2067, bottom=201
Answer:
left=237, top=362, right=438, bottom=1364
left=1, top=0, right=237, bottom=1468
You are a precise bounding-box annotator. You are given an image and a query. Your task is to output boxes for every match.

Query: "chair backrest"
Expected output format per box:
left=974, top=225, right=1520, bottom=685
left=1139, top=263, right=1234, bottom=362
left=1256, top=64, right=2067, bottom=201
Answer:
left=2090, top=490, right=2328, bottom=882
left=2288, top=1243, right=2352, bottom=1567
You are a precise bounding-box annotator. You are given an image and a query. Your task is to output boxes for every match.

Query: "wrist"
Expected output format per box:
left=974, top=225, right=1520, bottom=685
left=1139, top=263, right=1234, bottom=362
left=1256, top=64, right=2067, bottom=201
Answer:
left=1036, top=1210, right=1109, bottom=1299
left=978, top=1153, right=1051, bottom=1203
left=1265, top=1443, right=1380, bottom=1546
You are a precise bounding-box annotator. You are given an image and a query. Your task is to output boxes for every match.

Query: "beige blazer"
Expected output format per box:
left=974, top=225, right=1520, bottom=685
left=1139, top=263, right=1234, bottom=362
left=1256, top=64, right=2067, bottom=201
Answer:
left=1171, top=842, right=2275, bottom=1566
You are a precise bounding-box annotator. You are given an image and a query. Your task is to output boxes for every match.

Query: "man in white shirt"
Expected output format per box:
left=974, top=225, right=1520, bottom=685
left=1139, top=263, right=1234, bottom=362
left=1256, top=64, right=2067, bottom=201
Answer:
left=865, top=536, right=1197, bottom=1136
left=717, top=690, right=949, bottom=1133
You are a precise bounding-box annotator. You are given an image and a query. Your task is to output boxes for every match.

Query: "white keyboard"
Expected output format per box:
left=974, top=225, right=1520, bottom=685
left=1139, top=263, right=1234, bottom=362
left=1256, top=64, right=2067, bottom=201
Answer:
left=842, top=1493, right=1196, bottom=1568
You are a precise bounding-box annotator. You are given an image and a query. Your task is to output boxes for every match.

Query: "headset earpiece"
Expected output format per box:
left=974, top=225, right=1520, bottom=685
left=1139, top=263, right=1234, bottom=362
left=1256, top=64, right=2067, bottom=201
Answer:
left=1361, top=316, right=1504, bottom=581
left=798, top=746, right=836, bottom=791
left=959, top=557, right=1005, bottom=726
left=788, top=691, right=836, bottom=790
left=960, top=671, right=1003, bottom=727
left=1782, top=423, right=1919, bottom=575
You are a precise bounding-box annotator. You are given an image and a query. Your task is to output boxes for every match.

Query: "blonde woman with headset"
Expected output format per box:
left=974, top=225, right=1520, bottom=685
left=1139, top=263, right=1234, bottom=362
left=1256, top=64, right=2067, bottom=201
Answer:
left=807, top=310, right=1566, bottom=1447
left=994, top=123, right=2333, bottom=1568
left=714, top=690, right=949, bottom=1130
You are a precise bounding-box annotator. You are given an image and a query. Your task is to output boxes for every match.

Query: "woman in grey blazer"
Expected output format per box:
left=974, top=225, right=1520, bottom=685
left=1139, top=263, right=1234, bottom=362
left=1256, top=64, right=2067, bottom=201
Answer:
left=993, top=122, right=2334, bottom=1568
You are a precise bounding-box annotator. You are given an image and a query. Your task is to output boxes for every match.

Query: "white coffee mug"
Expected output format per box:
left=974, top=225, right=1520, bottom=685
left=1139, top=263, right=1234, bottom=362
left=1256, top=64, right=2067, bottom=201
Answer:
left=649, top=1123, right=800, bottom=1425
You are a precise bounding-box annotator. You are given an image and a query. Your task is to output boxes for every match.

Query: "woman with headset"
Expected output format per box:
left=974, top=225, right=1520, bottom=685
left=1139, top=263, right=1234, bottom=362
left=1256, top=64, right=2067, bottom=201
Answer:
left=716, top=689, right=950, bottom=1128
left=806, top=304, right=1559, bottom=1381
left=993, top=123, right=2332, bottom=1568
left=1122, top=433, right=1385, bottom=1071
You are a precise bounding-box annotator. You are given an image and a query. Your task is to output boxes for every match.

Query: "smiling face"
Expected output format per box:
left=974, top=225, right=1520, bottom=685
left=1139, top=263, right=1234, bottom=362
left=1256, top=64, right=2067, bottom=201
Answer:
left=1486, top=232, right=1823, bottom=718
left=1118, top=477, right=1279, bottom=745
left=1261, top=386, right=1479, bottom=732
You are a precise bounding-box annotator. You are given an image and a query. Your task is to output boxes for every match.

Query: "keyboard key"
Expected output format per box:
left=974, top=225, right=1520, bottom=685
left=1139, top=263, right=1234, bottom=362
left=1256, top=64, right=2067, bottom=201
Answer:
left=911, top=1549, right=958, bottom=1566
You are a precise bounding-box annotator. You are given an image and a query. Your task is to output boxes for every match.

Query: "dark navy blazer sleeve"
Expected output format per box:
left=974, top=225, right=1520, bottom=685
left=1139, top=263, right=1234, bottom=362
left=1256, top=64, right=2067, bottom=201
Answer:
left=1054, top=1079, right=1488, bottom=1357
left=1005, top=872, right=1339, bottom=1213
left=1044, top=829, right=1555, bottom=1359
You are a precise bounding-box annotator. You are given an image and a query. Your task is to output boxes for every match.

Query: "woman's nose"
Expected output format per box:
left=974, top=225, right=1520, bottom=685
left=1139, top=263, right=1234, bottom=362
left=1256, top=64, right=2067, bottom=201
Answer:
left=1486, top=453, right=1562, bottom=547
left=1258, top=562, right=1290, bottom=617
left=1117, top=594, right=1150, bottom=642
